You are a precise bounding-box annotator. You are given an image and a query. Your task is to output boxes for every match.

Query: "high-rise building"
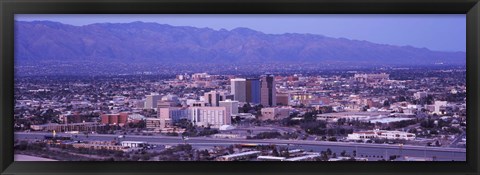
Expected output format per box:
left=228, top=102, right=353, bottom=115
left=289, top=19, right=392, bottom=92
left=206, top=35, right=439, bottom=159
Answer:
left=204, top=91, right=229, bottom=107
left=144, top=94, right=161, bottom=109
left=157, top=101, right=184, bottom=129
left=219, top=99, right=239, bottom=118
left=246, top=78, right=261, bottom=104
left=187, top=107, right=231, bottom=128
left=204, top=91, right=221, bottom=107
left=261, top=74, right=276, bottom=107
left=230, top=78, right=247, bottom=102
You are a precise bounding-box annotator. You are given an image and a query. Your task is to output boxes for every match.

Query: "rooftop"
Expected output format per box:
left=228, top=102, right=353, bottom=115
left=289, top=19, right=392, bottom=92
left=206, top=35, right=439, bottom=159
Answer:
left=317, top=111, right=391, bottom=117
left=219, top=151, right=261, bottom=159
left=285, top=154, right=320, bottom=161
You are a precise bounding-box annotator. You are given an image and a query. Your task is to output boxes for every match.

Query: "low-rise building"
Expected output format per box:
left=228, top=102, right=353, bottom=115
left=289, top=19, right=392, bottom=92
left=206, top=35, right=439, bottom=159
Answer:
left=212, top=133, right=244, bottom=139
left=100, top=113, right=129, bottom=125
left=30, top=122, right=103, bottom=132
left=328, top=156, right=368, bottom=161
left=316, top=111, right=391, bottom=123
left=285, top=154, right=321, bottom=161
left=72, top=141, right=130, bottom=152
left=217, top=151, right=261, bottom=161
left=145, top=118, right=162, bottom=130
left=260, top=107, right=290, bottom=121
left=347, top=129, right=416, bottom=141
left=121, top=141, right=147, bottom=148
left=257, top=156, right=286, bottom=161
left=414, top=92, right=428, bottom=99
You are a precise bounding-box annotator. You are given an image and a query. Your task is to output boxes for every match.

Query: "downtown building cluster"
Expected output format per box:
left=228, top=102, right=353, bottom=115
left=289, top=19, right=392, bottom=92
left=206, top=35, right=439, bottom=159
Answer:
left=141, top=73, right=278, bottom=132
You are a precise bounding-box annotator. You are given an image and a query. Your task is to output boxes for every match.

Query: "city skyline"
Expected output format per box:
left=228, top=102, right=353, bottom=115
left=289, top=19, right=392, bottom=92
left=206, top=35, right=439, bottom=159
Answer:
left=15, top=14, right=466, bottom=52
left=13, top=14, right=466, bottom=162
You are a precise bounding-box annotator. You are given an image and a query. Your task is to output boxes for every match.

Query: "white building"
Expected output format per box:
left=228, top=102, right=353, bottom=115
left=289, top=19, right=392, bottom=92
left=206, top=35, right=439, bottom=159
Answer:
left=188, top=107, right=231, bottom=128
left=347, top=129, right=416, bottom=141
left=260, top=107, right=291, bottom=121
left=257, top=156, right=287, bottom=161
left=316, top=111, right=391, bottom=123
left=354, top=73, right=389, bottom=83
left=285, top=154, right=321, bottom=161
left=328, top=157, right=368, bottom=161
left=161, top=94, right=180, bottom=104
left=433, top=101, right=448, bottom=115
left=230, top=78, right=247, bottom=102
left=204, top=90, right=233, bottom=107
left=144, top=94, right=161, bottom=109
left=191, top=73, right=210, bottom=80
left=414, top=92, right=428, bottom=99
left=217, top=151, right=261, bottom=161
left=219, top=125, right=235, bottom=131
left=127, top=113, right=145, bottom=122
left=121, top=141, right=146, bottom=148
left=232, top=113, right=256, bottom=119
left=219, top=99, right=239, bottom=118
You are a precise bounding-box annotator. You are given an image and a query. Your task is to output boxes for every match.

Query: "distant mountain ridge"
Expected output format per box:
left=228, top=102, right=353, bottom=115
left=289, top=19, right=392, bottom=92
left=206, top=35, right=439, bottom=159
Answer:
left=15, top=20, right=465, bottom=65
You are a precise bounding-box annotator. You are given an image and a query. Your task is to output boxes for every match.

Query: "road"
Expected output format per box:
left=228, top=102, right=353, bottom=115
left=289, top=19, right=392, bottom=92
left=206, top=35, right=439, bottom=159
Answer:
left=15, top=132, right=466, bottom=161
left=449, top=132, right=466, bottom=148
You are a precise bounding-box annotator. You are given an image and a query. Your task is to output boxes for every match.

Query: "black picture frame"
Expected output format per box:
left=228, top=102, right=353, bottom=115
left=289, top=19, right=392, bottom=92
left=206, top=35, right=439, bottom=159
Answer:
left=1, top=0, right=479, bottom=175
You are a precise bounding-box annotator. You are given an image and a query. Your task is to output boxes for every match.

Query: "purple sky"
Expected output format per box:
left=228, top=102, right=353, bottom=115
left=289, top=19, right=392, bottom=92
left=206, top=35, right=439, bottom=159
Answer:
left=15, top=14, right=466, bottom=52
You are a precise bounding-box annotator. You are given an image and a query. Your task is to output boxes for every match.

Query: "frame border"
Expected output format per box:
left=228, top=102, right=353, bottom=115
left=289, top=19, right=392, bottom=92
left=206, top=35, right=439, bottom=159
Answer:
left=1, top=0, right=479, bottom=175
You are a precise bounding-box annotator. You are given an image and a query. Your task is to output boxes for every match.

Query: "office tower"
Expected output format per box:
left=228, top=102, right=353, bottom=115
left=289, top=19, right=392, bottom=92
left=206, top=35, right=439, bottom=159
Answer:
left=204, top=91, right=224, bottom=107
left=261, top=74, right=276, bottom=107
left=144, top=94, right=161, bottom=109
left=219, top=99, right=239, bottom=118
left=157, top=101, right=184, bottom=129
left=246, top=78, right=261, bottom=104
left=230, top=78, right=247, bottom=102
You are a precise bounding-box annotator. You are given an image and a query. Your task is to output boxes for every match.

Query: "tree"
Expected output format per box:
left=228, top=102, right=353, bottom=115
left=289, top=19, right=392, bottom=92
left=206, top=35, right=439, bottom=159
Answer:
left=227, top=145, right=235, bottom=154
left=272, top=149, right=280, bottom=157
left=300, top=121, right=327, bottom=135
left=303, top=111, right=318, bottom=122
left=434, top=140, right=441, bottom=147
left=280, top=148, right=290, bottom=158
left=383, top=100, right=390, bottom=107
left=240, top=103, right=255, bottom=113
left=320, top=151, right=329, bottom=161
left=340, top=150, right=347, bottom=157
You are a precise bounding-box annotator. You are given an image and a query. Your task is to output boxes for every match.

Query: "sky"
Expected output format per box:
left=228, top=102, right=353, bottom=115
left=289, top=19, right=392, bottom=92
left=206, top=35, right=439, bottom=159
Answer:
left=15, top=14, right=466, bottom=52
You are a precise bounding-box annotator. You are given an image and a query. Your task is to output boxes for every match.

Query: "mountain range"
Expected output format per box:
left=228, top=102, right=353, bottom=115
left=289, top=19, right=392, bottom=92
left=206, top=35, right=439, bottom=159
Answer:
left=14, top=20, right=466, bottom=66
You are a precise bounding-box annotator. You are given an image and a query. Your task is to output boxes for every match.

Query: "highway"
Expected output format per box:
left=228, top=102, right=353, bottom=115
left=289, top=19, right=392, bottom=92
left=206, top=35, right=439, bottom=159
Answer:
left=15, top=132, right=466, bottom=161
